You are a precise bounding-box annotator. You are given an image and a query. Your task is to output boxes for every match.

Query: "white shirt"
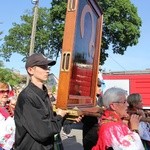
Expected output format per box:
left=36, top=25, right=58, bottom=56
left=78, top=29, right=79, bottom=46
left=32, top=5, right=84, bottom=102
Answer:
left=0, top=113, right=15, bottom=150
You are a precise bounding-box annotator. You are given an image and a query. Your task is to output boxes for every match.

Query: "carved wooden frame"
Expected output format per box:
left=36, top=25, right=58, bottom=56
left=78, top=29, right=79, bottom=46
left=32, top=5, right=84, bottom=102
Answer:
left=56, top=0, right=103, bottom=109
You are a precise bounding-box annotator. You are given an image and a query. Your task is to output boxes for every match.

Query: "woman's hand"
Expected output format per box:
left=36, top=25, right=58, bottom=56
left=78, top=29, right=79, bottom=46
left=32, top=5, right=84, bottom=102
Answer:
left=130, top=114, right=142, bottom=130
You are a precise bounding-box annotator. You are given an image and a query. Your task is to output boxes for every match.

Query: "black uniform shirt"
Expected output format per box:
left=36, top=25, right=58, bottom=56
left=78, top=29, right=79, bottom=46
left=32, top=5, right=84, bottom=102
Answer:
left=14, top=82, right=63, bottom=150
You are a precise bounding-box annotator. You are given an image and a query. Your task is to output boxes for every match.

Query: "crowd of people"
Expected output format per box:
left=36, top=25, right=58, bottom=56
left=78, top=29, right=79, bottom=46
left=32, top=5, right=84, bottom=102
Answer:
left=92, top=88, right=144, bottom=150
left=0, top=53, right=150, bottom=150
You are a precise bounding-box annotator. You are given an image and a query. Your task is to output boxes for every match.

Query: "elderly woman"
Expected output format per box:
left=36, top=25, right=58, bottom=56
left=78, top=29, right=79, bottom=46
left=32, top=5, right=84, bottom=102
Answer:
left=127, top=93, right=150, bottom=149
left=92, top=87, right=144, bottom=150
left=0, top=82, right=15, bottom=150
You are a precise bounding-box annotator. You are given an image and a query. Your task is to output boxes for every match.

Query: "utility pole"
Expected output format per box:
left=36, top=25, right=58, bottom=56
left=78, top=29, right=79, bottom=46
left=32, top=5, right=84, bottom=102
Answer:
left=29, top=0, right=39, bottom=55
left=26, top=0, right=39, bottom=86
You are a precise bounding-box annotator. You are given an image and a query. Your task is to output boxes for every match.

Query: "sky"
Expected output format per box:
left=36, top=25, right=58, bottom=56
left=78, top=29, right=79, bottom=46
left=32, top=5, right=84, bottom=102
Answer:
left=0, top=0, right=150, bottom=77
left=102, top=0, right=150, bottom=72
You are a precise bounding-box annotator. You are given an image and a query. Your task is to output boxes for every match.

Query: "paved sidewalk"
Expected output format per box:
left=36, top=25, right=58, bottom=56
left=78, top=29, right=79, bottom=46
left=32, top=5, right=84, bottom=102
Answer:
left=60, top=123, right=83, bottom=150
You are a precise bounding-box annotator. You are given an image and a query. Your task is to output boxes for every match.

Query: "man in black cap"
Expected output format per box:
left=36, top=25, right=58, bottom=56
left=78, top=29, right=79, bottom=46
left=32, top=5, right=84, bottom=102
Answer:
left=14, top=53, right=67, bottom=150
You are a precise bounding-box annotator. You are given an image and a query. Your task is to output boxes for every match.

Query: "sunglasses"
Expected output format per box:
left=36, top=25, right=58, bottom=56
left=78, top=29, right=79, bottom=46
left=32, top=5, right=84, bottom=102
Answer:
left=37, top=65, right=51, bottom=70
left=0, top=90, right=9, bottom=94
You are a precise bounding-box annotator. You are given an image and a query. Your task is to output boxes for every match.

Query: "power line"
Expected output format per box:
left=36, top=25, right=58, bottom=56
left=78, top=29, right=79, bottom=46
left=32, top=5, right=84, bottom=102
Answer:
left=109, top=54, right=127, bottom=71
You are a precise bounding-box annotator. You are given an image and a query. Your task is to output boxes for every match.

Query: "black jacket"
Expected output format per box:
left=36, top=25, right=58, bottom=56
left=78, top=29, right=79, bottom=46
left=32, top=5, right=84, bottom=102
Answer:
left=14, top=82, right=63, bottom=150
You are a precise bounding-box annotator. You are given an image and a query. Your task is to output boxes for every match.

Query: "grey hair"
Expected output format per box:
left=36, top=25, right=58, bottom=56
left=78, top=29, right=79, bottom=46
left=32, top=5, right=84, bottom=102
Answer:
left=103, top=87, right=127, bottom=108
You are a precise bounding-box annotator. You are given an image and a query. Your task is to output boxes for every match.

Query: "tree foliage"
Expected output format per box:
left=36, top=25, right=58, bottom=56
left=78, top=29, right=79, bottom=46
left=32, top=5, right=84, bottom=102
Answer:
left=98, top=0, right=141, bottom=63
left=0, top=31, right=2, bottom=37
left=0, top=60, right=4, bottom=67
left=0, top=8, right=54, bottom=61
left=0, top=31, right=2, bottom=41
left=0, top=0, right=141, bottom=65
left=0, top=66, right=24, bottom=87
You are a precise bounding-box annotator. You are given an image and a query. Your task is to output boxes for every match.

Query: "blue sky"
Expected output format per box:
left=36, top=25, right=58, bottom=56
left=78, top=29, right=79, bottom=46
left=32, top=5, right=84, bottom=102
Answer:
left=0, top=0, right=150, bottom=77
left=102, top=0, right=150, bottom=72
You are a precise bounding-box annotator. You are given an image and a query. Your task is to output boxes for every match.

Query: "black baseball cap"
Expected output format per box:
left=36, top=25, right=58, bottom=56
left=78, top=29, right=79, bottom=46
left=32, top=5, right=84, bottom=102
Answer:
left=25, top=53, right=56, bottom=69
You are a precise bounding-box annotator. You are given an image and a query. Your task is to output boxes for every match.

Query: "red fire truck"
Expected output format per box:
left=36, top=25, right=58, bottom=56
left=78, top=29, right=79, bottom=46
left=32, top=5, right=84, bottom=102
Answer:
left=102, top=70, right=150, bottom=109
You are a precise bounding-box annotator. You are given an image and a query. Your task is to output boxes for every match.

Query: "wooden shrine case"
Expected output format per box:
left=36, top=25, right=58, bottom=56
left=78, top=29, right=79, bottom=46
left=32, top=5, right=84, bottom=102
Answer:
left=56, top=0, right=103, bottom=109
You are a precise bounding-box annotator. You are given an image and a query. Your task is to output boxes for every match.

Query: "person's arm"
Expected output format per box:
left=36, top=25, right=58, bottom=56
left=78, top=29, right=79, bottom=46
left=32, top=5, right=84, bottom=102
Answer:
left=17, top=93, right=64, bottom=142
left=129, top=114, right=142, bottom=133
left=139, top=121, right=150, bottom=141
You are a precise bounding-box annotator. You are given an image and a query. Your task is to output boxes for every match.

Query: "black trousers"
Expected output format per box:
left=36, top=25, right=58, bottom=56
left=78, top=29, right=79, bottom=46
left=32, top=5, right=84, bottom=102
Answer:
left=82, top=116, right=98, bottom=150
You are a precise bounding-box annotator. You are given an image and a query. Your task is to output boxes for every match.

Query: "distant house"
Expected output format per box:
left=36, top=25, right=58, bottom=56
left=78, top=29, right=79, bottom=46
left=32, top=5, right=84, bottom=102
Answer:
left=46, top=73, right=59, bottom=93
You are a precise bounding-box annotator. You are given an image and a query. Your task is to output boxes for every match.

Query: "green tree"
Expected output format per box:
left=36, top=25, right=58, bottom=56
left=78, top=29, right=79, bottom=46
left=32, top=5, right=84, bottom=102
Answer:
left=0, top=31, right=2, bottom=41
left=0, top=0, right=141, bottom=65
left=51, top=85, right=56, bottom=94
left=98, top=0, right=141, bottom=63
left=0, top=31, right=2, bottom=37
left=0, top=60, right=4, bottom=67
left=0, top=64, right=24, bottom=87
left=0, top=8, right=55, bottom=61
